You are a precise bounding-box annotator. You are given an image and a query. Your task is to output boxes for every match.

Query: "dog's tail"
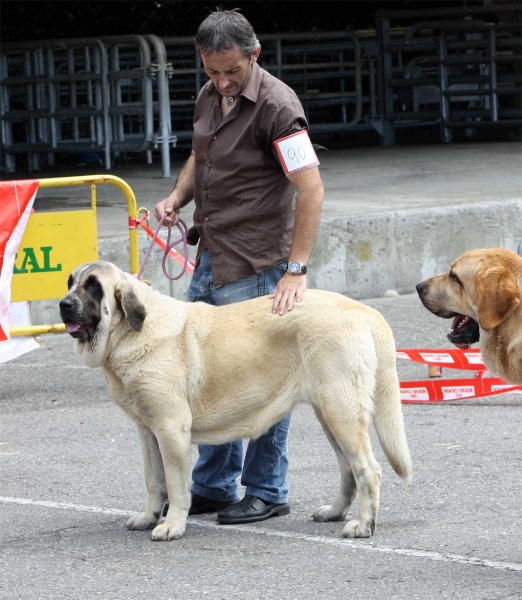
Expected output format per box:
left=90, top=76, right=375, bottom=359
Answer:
left=372, top=318, right=413, bottom=483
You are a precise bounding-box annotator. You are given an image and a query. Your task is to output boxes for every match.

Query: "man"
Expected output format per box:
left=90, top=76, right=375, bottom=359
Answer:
left=155, top=8, right=324, bottom=525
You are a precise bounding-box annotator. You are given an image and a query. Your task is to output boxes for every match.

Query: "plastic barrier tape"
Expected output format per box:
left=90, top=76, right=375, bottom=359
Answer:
left=400, top=377, right=522, bottom=403
left=396, top=348, right=485, bottom=370
left=396, top=348, right=522, bottom=402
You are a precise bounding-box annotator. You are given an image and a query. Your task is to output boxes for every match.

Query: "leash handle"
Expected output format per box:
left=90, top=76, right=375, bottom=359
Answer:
left=137, top=213, right=190, bottom=281
left=162, top=216, right=190, bottom=280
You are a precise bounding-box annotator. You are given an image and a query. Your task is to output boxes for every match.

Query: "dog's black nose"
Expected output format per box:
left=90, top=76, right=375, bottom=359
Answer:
left=415, top=282, right=425, bottom=296
left=59, top=298, right=74, bottom=312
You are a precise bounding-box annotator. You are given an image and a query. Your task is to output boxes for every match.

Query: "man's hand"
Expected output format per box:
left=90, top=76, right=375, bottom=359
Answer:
left=154, top=196, right=180, bottom=226
left=269, top=273, right=306, bottom=315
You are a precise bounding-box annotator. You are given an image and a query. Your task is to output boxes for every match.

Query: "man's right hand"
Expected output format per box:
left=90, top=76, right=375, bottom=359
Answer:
left=154, top=197, right=180, bottom=226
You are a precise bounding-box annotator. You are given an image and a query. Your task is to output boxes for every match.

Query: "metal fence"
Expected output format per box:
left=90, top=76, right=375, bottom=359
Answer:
left=376, top=2, right=521, bottom=144
left=0, top=35, right=176, bottom=176
left=1, top=4, right=520, bottom=175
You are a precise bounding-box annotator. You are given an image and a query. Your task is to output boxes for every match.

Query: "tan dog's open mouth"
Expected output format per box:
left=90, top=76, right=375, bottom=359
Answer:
left=447, top=314, right=480, bottom=349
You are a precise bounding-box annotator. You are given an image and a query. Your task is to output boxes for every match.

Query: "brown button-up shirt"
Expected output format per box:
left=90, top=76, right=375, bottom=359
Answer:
left=188, top=63, right=309, bottom=288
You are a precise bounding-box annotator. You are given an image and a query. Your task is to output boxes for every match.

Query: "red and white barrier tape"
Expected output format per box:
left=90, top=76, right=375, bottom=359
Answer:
left=400, top=376, right=522, bottom=403
left=396, top=348, right=522, bottom=402
left=396, top=348, right=485, bottom=370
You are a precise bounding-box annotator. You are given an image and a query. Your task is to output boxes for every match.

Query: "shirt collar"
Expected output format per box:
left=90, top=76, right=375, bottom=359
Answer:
left=205, top=62, right=262, bottom=104
left=241, top=62, right=262, bottom=103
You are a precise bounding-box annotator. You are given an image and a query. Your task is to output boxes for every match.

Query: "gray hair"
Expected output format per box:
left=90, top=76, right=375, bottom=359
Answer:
left=194, top=8, right=260, bottom=58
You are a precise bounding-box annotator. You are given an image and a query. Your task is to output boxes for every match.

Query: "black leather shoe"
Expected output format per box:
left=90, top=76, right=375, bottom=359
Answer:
left=162, top=493, right=234, bottom=517
left=217, top=495, right=290, bottom=524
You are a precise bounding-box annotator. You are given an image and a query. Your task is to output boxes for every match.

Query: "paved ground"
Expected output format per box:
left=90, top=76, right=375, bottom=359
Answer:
left=20, top=139, right=522, bottom=228
left=1, top=292, right=522, bottom=600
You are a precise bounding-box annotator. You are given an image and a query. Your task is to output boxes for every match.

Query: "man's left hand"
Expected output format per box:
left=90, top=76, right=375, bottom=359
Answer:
left=269, top=273, right=306, bottom=316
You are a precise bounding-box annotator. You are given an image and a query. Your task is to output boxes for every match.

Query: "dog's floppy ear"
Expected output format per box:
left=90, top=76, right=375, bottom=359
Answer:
left=114, top=279, right=147, bottom=332
left=476, top=266, right=521, bottom=332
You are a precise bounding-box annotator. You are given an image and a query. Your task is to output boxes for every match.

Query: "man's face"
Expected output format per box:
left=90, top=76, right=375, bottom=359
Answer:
left=200, top=45, right=261, bottom=98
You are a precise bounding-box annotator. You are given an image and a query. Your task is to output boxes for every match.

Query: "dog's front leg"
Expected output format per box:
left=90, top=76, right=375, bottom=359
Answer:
left=150, top=417, right=192, bottom=541
left=126, top=425, right=167, bottom=532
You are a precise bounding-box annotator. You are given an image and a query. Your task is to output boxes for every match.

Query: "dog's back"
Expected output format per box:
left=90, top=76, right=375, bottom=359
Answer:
left=180, top=289, right=412, bottom=484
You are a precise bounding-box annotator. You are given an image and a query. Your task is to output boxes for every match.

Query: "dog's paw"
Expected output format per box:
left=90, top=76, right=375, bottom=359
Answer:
left=126, top=512, right=158, bottom=531
left=312, top=505, right=345, bottom=522
left=343, top=519, right=374, bottom=538
left=151, top=521, right=185, bottom=541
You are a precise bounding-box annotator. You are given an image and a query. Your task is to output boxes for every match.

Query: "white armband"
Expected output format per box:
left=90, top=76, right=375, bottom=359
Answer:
left=274, top=130, right=320, bottom=174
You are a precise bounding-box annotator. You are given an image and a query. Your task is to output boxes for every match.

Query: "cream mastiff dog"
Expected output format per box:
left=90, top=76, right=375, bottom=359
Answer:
left=417, top=247, right=522, bottom=384
left=59, top=260, right=413, bottom=541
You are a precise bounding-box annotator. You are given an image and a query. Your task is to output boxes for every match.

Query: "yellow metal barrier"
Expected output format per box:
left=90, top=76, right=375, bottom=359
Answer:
left=9, top=175, right=139, bottom=337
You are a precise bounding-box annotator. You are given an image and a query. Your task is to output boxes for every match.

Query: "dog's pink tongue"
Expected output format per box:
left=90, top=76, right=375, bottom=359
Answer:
left=451, top=315, right=469, bottom=329
left=65, top=322, right=81, bottom=333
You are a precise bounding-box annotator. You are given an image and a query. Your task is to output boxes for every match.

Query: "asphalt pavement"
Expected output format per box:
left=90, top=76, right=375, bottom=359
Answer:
left=2, top=291, right=522, bottom=600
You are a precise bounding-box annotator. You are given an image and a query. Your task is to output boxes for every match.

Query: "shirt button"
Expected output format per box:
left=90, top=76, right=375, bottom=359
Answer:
left=207, top=161, right=212, bottom=168
left=212, top=135, right=217, bottom=140
left=203, top=190, right=208, bottom=195
left=204, top=217, right=209, bottom=222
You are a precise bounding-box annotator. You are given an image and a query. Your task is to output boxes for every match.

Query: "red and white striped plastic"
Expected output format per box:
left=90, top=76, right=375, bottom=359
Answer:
left=396, top=348, right=522, bottom=402
left=396, top=348, right=485, bottom=370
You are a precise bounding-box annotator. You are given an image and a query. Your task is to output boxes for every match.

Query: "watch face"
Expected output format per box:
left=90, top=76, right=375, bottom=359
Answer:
left=288, top=261, right=300, bottom=274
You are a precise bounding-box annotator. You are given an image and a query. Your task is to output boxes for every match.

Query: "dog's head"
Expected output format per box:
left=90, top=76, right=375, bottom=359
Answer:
left=59, top=261, right=147, bottom=367
left=416, top=248, right=522, bottom=349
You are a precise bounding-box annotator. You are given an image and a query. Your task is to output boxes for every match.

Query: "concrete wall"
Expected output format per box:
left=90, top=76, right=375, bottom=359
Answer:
left=30, top=199, right=522, bottom=326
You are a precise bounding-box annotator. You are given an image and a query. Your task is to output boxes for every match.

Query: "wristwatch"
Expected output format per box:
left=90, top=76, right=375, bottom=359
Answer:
left=287, top=260, right=307, bottom=275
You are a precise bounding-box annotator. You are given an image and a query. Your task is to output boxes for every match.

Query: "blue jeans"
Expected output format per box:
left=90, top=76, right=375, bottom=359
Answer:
left=187, top=249, right=291, bottom=504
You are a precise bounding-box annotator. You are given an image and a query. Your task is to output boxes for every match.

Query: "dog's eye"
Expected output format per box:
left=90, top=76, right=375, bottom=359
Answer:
left=67, top=275, right=73, bottom=289
left=86, top=276, right=100, bottom=288
left=449, top=272, right=461, bottom=285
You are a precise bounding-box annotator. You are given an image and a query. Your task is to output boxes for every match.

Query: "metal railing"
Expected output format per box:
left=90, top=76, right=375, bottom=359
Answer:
left=375, top=2, right=521, bottom=144
left=1, top=10, right=519, bottom=172
left=161, top=31, right=363, bottom=143
left=0, top=35, right=177, bottom=176
left=8, top=174, right=140, bottom=337
left=0, top=38, right=111, bottom=171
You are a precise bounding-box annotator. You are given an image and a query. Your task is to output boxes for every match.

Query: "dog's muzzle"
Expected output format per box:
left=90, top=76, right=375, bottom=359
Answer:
left=59, top=297, right=94, bottom=341
left=416, top=282, right=480, bottom=349
left=447, top=315, right=480, bottom=349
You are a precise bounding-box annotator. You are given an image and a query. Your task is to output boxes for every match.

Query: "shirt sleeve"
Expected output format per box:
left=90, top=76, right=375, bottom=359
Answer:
left=265, top=100, right=310, bottom=163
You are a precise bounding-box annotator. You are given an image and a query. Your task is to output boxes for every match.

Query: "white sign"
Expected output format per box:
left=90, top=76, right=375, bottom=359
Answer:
left=400, top=387, right=430, bottom=401
left=274, top=130, right=319, bottom=174
left=491, top=385, right=517, bottom=392
left=442, top=385, right=475, bottom=400
left=465, top=352, right=484, bottom=365
left=419, top=352, right=454, bottom=364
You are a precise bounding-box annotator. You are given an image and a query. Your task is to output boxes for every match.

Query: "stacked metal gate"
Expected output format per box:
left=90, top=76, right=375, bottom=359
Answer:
left=376, top=2, right=521, bottom=144
left=161, top=31, right=362, bottom=142
left=0, top=38, right=111, bottom=172
left=1, top=3, right=520, bottom=175
left=0, top=35, right=175, bottom=176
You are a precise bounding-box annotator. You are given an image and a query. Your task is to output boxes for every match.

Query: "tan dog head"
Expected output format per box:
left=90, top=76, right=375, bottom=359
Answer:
left=59, top=260, right=147, bottom=367
left=416, top=248, right=522, bottom=349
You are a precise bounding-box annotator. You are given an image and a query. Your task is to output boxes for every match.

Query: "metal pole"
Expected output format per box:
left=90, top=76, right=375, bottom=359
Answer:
left=489, top=28, right=498, bottom=123
left=144, top=34, right=172, bottom=178
left=376, top=11, right=396, bottom=144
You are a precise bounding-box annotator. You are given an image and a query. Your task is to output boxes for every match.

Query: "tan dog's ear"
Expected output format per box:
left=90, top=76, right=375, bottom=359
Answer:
left=476, top=267, right=521, bottom=331
left=114, top=280, right=147, bottom=331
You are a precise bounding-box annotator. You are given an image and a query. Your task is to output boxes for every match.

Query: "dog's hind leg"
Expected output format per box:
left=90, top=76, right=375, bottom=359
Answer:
left=311, top=405, right=357, bottom=522
left=126, top=426, right=167, bottom=532
left=319, top=397, right=382, bottom=538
